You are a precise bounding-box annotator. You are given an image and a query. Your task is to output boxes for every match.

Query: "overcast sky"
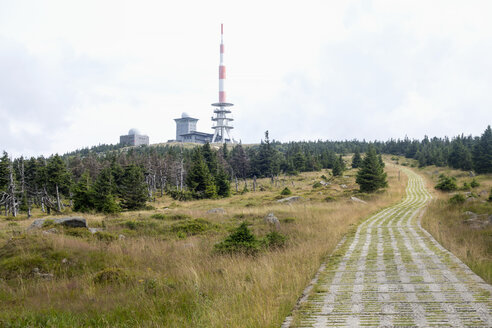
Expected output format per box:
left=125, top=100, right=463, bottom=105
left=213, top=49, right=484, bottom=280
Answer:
left=1, top=0, right=491, bottom=157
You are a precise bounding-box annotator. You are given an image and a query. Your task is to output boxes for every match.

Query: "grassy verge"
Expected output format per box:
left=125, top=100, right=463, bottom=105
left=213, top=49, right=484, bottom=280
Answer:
left=418, top=166, right=492, bottom=284
left=0, top=163, right=406, bottom=327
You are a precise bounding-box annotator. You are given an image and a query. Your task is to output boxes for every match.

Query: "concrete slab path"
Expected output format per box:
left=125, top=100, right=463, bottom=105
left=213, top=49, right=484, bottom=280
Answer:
left=285, top=169, right=492, bottom=327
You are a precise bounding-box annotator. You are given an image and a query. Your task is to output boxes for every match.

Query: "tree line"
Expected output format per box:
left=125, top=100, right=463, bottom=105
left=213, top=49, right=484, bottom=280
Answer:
left=0, top=126, right=490, bottom=216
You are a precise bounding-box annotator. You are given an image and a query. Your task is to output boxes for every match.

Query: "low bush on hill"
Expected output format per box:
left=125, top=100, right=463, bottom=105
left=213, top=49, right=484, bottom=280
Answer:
left=435, top=174, right=458, bottom=191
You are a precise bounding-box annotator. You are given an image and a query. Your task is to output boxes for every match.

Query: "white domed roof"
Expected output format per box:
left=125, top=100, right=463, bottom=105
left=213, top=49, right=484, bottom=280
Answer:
left=128, top=128, right=141, bottom=135
left=181, top=112, right=190, bottom=118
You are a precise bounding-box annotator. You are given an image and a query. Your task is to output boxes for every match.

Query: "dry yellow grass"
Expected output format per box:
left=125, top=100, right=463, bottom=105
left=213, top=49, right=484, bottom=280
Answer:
left=419, top=166, right=492, bottom=284
left=0, top=164, right=407, bottom=327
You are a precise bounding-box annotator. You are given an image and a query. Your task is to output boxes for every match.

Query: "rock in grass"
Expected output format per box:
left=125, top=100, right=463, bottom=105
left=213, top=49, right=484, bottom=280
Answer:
left=42, top=228, right=58, bottom=235
left=28, top=219, right=46, bottom=230
left=277, top=196, right=302, bottom=203
left=207, top=208, right=226, bottom=214
left=351, top=196, right=367, bottom=204
left=53, top=217, right=87, bottom=228
left=264, top=213, right=280, bottom=229
left=28, top=217, right=88, bottom=230
left=340, top=184, right=348, bottom=189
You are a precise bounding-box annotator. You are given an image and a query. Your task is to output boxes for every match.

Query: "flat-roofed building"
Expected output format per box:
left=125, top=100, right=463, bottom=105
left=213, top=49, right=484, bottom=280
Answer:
left=120, top=128, right=149, bottom=146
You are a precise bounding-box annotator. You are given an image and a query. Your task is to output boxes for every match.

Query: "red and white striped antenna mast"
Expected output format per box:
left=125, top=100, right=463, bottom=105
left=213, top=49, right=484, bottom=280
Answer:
left=212, top=23, right=235, bottom=143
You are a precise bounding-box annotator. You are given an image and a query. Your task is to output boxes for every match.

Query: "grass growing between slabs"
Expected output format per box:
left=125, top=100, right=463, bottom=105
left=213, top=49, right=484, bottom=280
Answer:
left=419, top=166, right=492, bottom=284
left=0, top=163, right=407, bottom=327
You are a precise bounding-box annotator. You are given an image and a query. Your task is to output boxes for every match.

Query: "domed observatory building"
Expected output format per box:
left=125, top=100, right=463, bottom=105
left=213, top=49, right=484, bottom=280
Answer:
left=174, top=112, right=213, bottom=144
left=119, top=128, right=149, bottom=146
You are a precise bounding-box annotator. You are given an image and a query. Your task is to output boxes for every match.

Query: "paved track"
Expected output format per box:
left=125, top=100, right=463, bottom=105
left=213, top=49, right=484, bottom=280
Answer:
left=288, top=169, right=492, bottom=327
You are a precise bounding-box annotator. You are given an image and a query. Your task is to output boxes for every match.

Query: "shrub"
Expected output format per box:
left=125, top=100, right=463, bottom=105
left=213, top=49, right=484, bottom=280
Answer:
left=461, top=182, right=471, bottom=191
left=263, top=231, right=287, bottom=249
left=150, top=213, right=166, bottom=220
left=214, top=222, right=260, bottom=255
left=321, top=175, right=328, bottom=181
left=313, top=182, right=322, bottom=189
left=281, top=217, right=296, bottom=224
left=280, top=187, right=292, bottom=196
left=124, top=220, right=138, bottom=230
left=435, top=174, right=458, bottom=191
left=168, top=190, right=194, bottom=201
left=324, top=196, right=336, bottom=202
left=470, top=179, right=480, bottom=188
left=170, top=219, right=213, bottom=237
left=449, top=194, right=466, bottom=205
left=93, top=267, right=128, bottom=285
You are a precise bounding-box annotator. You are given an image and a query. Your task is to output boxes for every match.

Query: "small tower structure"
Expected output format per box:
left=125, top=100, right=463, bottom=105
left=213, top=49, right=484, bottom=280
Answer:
left=174, top=112, right=198, bottom=142
left=211, top=23, right=235, bottom=143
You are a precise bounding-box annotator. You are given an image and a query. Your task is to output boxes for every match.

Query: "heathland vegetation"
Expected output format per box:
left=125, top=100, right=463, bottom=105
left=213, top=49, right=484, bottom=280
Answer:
left=0, top=161, right=405, bottom=327
left=0, top=125, right=490, bottom=326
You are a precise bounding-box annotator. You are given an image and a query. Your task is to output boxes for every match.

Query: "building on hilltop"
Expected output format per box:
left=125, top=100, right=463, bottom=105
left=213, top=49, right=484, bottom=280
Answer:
left=174, top=113, right=213, bottom=144
left=120, top=128, right=149, bottom=146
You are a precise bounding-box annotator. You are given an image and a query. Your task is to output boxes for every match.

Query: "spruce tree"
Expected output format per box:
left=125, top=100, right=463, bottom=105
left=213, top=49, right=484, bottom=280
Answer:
left=332, top=157, right=342, bottom=176
left=472, top=125, right=492, bottom=174
left=292, top=151, right=306, bottom=172
left=215, top=167, right=231, bottom=197
left=202, top=142, right=218, bottom=176
left=356, top=147, right=388, bottom=192
left=0, top=152, right=9, bottom=191
left=339, top=155, right=346, bottom=171
left=46, top=154, right=71, bottom=211
left=93, top=167, right=120, bottom=213
left=254, top=131, right=280, bottom=178
left=73, top=171, right=94, bottom=212
left=186, top=148, right=217, bottom=199
left=448, top=139, right=473, bottom=170
left=230, top=144, right=249, bottom=179
left=351, top=150, right=362, bottom=168
left=120, top=164, right=148, bottom=210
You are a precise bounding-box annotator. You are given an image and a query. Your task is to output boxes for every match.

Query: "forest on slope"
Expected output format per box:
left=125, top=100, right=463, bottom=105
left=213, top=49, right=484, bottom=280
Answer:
left=0, top=126, right=490, bottom=216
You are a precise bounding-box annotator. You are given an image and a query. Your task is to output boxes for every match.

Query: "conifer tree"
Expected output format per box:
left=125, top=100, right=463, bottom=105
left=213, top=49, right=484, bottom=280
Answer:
left=46, top=154, right=71, bottom=211
left=339, top=155, right=346, bottom=171
left=472, top=125, right=492, bottom=174
left=332, top=157, right=342, bottom=176
left=293, top=150, right=306, bottom=172
left=356, top=146, right=388, bottom=192
left=185, top=148, right=217, bottom=199
left=351, top=150, right=362, bottom=168
left=215, top=167, right=231, bottom=197
left=254, top=131, right=280, bottom=178
left=73, top=171, right=94, bottom=212
left=230, top=144, right=249, bottom=179
left=378, top=153, right=385, bottom=168
left=120, top=164, right=148, bottom=210
left=0, top=152, right=9, bottom=191
left=92, top=167, right=120, bottom=213
left=202, top=142, right=218, bottom=176
left=448, top=139, right=473, bottom=170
